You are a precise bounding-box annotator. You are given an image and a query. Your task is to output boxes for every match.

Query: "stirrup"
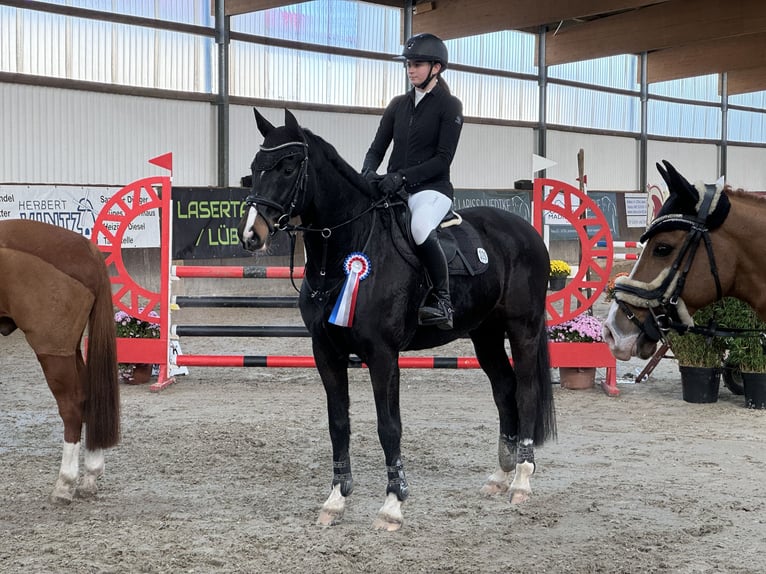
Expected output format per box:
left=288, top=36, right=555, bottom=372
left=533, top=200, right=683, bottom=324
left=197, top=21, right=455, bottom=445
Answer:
left=418, top=298, right=453, bottom=330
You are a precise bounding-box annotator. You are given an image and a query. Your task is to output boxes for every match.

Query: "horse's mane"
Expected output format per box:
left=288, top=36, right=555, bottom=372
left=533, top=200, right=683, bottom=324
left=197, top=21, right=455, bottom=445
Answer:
left=726, top=186, right=766, bottom=204
left=303, top=128, right=377, bottom=199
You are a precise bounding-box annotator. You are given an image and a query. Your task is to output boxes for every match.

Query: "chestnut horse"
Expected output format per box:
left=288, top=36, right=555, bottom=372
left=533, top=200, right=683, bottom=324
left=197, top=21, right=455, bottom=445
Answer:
left=238, top=109, right=555, bottom=530
left=1, top=219, right=120, bottom=503
left=603, top=160, right=766, bottom=360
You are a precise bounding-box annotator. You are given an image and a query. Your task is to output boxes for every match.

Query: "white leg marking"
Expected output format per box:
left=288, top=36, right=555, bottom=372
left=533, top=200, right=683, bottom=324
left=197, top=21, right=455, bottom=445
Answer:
left=509, top=460, right=535, bottom=504
left=372, top=492, right=403, bottom=532
left=317, top=484, right=347, bottom=526
left=51, top=441, right=80, bottom=504
left=481, top=468, right=512, bottom=496
left=77, top=448, right=104, bottom=498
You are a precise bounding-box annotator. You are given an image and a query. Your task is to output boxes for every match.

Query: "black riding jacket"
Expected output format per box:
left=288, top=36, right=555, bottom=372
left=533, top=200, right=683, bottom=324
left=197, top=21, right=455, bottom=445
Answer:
left=362, top=81, right=464, bottom=199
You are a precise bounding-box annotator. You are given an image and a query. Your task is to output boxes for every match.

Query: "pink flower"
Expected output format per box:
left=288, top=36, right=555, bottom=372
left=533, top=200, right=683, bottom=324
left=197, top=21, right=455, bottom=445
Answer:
left=547, top=314, right=603, bottom=343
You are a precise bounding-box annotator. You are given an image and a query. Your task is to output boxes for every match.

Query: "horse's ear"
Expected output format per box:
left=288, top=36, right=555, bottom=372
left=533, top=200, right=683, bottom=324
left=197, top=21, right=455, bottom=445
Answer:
left=661, top=160, right=698, bottom=200
left=284, top=109, right=301, bottom=131
left=253, top=108, right=275, bottom=137
left=656, top=162, right=670, bottom=188
left=284, top=109, right=307, bottom=143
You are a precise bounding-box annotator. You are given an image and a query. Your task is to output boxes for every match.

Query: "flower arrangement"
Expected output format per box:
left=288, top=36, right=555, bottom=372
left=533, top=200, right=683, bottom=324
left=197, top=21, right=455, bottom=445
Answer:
left=114, top=309, right=161, bottom=339
left=114, top=308, right=160, bottom=384
left=550, top=259, right=571, bottom=278
left=548, top=313, right=603, bottom=343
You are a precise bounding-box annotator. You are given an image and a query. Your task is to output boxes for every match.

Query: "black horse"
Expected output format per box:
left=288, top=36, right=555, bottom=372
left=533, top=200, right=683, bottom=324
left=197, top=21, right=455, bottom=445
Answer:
left=238, top=109, right=555, bottom=530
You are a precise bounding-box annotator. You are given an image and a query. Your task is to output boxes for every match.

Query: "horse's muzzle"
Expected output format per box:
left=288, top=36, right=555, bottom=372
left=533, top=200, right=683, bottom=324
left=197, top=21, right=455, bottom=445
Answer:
left=240, top=232, right=263, bottom=252
left=238, top=205, right=271, bottom=252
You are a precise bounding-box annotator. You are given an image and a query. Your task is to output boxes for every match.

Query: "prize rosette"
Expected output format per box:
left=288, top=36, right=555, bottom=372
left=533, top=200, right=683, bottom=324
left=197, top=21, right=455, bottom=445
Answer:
left=328, top=252, right=371, bottom=327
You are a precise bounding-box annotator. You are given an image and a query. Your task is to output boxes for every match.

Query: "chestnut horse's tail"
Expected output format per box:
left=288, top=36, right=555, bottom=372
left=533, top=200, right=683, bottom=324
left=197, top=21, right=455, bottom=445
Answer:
left=83, top=257, right=121, bottom=450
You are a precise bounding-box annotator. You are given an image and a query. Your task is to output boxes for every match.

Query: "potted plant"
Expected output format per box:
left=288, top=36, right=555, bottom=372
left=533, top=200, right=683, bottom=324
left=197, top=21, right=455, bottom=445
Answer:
left=716, top=297, right=766, bottom=408
left=547, top=313, right=603, bottom=389
left=549, top=259, right=571, bottom=291
left=666, top=302, right=726, bottom=403
left=114, top=308, right=161, bottom=384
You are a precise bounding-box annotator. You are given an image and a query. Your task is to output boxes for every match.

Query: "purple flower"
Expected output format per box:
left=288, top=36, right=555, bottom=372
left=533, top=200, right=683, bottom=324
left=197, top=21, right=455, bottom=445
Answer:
left=547, top=314, right=603, bottom=343
left=114, top=307, right=161, bottom=339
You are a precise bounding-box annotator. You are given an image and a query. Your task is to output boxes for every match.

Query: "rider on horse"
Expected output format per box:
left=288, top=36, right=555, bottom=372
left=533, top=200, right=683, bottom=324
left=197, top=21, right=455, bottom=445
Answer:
left=361, top=33, right=464, bottom=329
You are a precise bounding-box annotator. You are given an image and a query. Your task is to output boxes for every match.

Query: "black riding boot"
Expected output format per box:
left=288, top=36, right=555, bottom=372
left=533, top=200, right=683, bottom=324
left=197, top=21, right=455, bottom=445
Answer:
left=416, top=230, right=453, bottom=330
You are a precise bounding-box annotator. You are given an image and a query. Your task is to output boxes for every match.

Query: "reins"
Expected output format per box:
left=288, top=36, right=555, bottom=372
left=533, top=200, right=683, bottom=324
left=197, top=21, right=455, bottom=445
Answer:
left=244, top=137, right=399, bottom=297
left=282, top=199, right=387, bottom=297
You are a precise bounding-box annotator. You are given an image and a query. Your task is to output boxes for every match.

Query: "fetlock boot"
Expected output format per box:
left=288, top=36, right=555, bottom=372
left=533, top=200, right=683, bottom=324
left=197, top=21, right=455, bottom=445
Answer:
left=415, top=230, right=453, bottom=330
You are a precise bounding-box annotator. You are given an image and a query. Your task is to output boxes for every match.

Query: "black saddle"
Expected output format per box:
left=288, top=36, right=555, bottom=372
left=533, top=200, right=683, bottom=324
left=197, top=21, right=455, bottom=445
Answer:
left=390, top=203, right=489, bottom=277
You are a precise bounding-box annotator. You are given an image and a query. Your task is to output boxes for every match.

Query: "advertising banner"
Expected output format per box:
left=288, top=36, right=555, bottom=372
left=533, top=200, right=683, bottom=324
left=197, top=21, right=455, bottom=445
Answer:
left=172, top=187, right=291, bottom=260
left=0, top=185, right=160, bottom=247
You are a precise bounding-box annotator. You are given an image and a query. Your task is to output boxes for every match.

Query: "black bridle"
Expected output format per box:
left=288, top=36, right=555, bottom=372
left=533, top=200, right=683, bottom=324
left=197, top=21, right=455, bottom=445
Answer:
left=242, top=138, right=397, bottom=296
left=613, top=183, right=724, bottom=342
left=244, top=141, right=310, bottom=231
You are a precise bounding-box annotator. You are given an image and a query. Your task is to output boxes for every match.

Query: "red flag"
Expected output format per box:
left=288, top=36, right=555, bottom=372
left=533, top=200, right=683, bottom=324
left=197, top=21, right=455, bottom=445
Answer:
left=148, top=152, right=173, bottom=172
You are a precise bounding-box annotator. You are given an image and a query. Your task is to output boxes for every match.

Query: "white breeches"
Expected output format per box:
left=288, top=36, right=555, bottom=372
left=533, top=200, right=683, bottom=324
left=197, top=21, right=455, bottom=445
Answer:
left=408, top=190, right=452, bottom=245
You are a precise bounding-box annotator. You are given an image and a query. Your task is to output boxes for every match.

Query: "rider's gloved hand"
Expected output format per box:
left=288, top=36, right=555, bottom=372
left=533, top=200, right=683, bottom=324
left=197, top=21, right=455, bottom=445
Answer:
left=361, top=168, right=380, bottom=184
left=378, top=171, right=406, bottom=196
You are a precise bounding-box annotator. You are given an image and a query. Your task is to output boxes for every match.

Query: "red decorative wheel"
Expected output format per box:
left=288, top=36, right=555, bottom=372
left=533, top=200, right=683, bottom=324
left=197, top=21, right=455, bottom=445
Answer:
left=92, top=176, right=170, bottom=322
left=534, top=178, right=613, bottom=325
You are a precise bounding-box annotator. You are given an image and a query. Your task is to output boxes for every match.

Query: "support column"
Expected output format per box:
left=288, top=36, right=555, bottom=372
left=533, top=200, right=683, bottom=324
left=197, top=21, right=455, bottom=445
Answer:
left=720, top=72, right=728, bottom=180
left=639, top=52, right=648, bottom=193
left=215, top=0, right=230, bottom=187
left=402, top=0, right=413, bottom=93
left=536, top=27, right=547, bottom=172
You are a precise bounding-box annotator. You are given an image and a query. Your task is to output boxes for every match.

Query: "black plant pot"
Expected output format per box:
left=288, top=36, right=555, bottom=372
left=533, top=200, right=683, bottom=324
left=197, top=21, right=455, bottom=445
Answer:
left=742, top=372, right=766, bottom=409
left=722, top=363, right=744, bottom=395
left=679, top=366, right=720, bottom=404
left=549, top=276, right=567, bottom=291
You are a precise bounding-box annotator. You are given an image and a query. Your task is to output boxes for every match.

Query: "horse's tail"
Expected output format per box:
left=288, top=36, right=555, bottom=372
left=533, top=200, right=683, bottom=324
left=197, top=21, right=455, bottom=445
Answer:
left=83, top=256, right=121, bottom=450
left=534, top=326, right=557, bottom=444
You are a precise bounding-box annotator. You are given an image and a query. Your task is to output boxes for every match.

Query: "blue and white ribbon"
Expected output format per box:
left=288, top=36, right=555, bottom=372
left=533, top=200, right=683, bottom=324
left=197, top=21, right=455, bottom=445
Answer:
left=328, top=252, right=371, bottom=327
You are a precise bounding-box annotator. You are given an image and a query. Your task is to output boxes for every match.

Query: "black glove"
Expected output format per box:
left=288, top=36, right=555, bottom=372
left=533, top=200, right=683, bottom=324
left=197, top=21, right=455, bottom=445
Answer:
left=361, top=167, right=380, bottom=184
left=378, top=171, right=406, bottom=196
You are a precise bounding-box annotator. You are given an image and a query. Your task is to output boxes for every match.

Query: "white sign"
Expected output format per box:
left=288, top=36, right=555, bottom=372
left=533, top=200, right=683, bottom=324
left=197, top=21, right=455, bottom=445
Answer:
left=543, top=186, right=581, bottom=226
left=0, top=185, right=160, bottom=248
left=625, top=193, right=648, bottom=228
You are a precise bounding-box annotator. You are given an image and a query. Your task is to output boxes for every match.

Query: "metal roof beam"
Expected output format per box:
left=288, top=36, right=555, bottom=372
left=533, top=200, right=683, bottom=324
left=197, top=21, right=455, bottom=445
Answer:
left=725, top=67, right=766, bottom=95
left=545, top=0, right=766, bottom=66
left=222, top=0, right=312, bottom=17
left=647, top=33, right=766, bottom=83
left=412, top=0, right=665, bottom=41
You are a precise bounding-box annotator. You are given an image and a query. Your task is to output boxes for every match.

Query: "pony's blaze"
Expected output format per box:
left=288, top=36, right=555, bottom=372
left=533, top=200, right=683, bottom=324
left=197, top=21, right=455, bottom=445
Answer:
left=239, top=205, right=272, bottom=252
left=602, top=301, right=659, bottom=360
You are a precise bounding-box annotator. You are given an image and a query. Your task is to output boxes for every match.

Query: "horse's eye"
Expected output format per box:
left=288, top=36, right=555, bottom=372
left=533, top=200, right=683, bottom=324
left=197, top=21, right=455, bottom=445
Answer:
left=281, top=159, right=297, bottom=176
left=652, top=243, right=673, bottom=257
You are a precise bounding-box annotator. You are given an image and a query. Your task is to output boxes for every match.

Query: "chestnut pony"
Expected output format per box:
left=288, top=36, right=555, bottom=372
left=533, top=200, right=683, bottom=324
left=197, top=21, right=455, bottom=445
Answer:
left=604, top=160, right=766, bottom=360
left=238, top=109, right=555, bottom=530
left=1, top=219, right=120, bottom=503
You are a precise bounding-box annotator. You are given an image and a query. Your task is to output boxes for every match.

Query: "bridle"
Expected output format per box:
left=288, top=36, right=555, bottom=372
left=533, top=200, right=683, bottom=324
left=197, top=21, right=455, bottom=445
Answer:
left=241, top=136, right=398, bottom=296
left=613, top=183, right=724, bottom=342
left=244, top=141, right=309, bottom=232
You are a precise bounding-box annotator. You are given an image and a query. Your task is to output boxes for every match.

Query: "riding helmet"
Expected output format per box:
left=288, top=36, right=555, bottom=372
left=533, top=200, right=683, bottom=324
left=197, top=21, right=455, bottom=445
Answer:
left=395, top=33, right=448, bottom=69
